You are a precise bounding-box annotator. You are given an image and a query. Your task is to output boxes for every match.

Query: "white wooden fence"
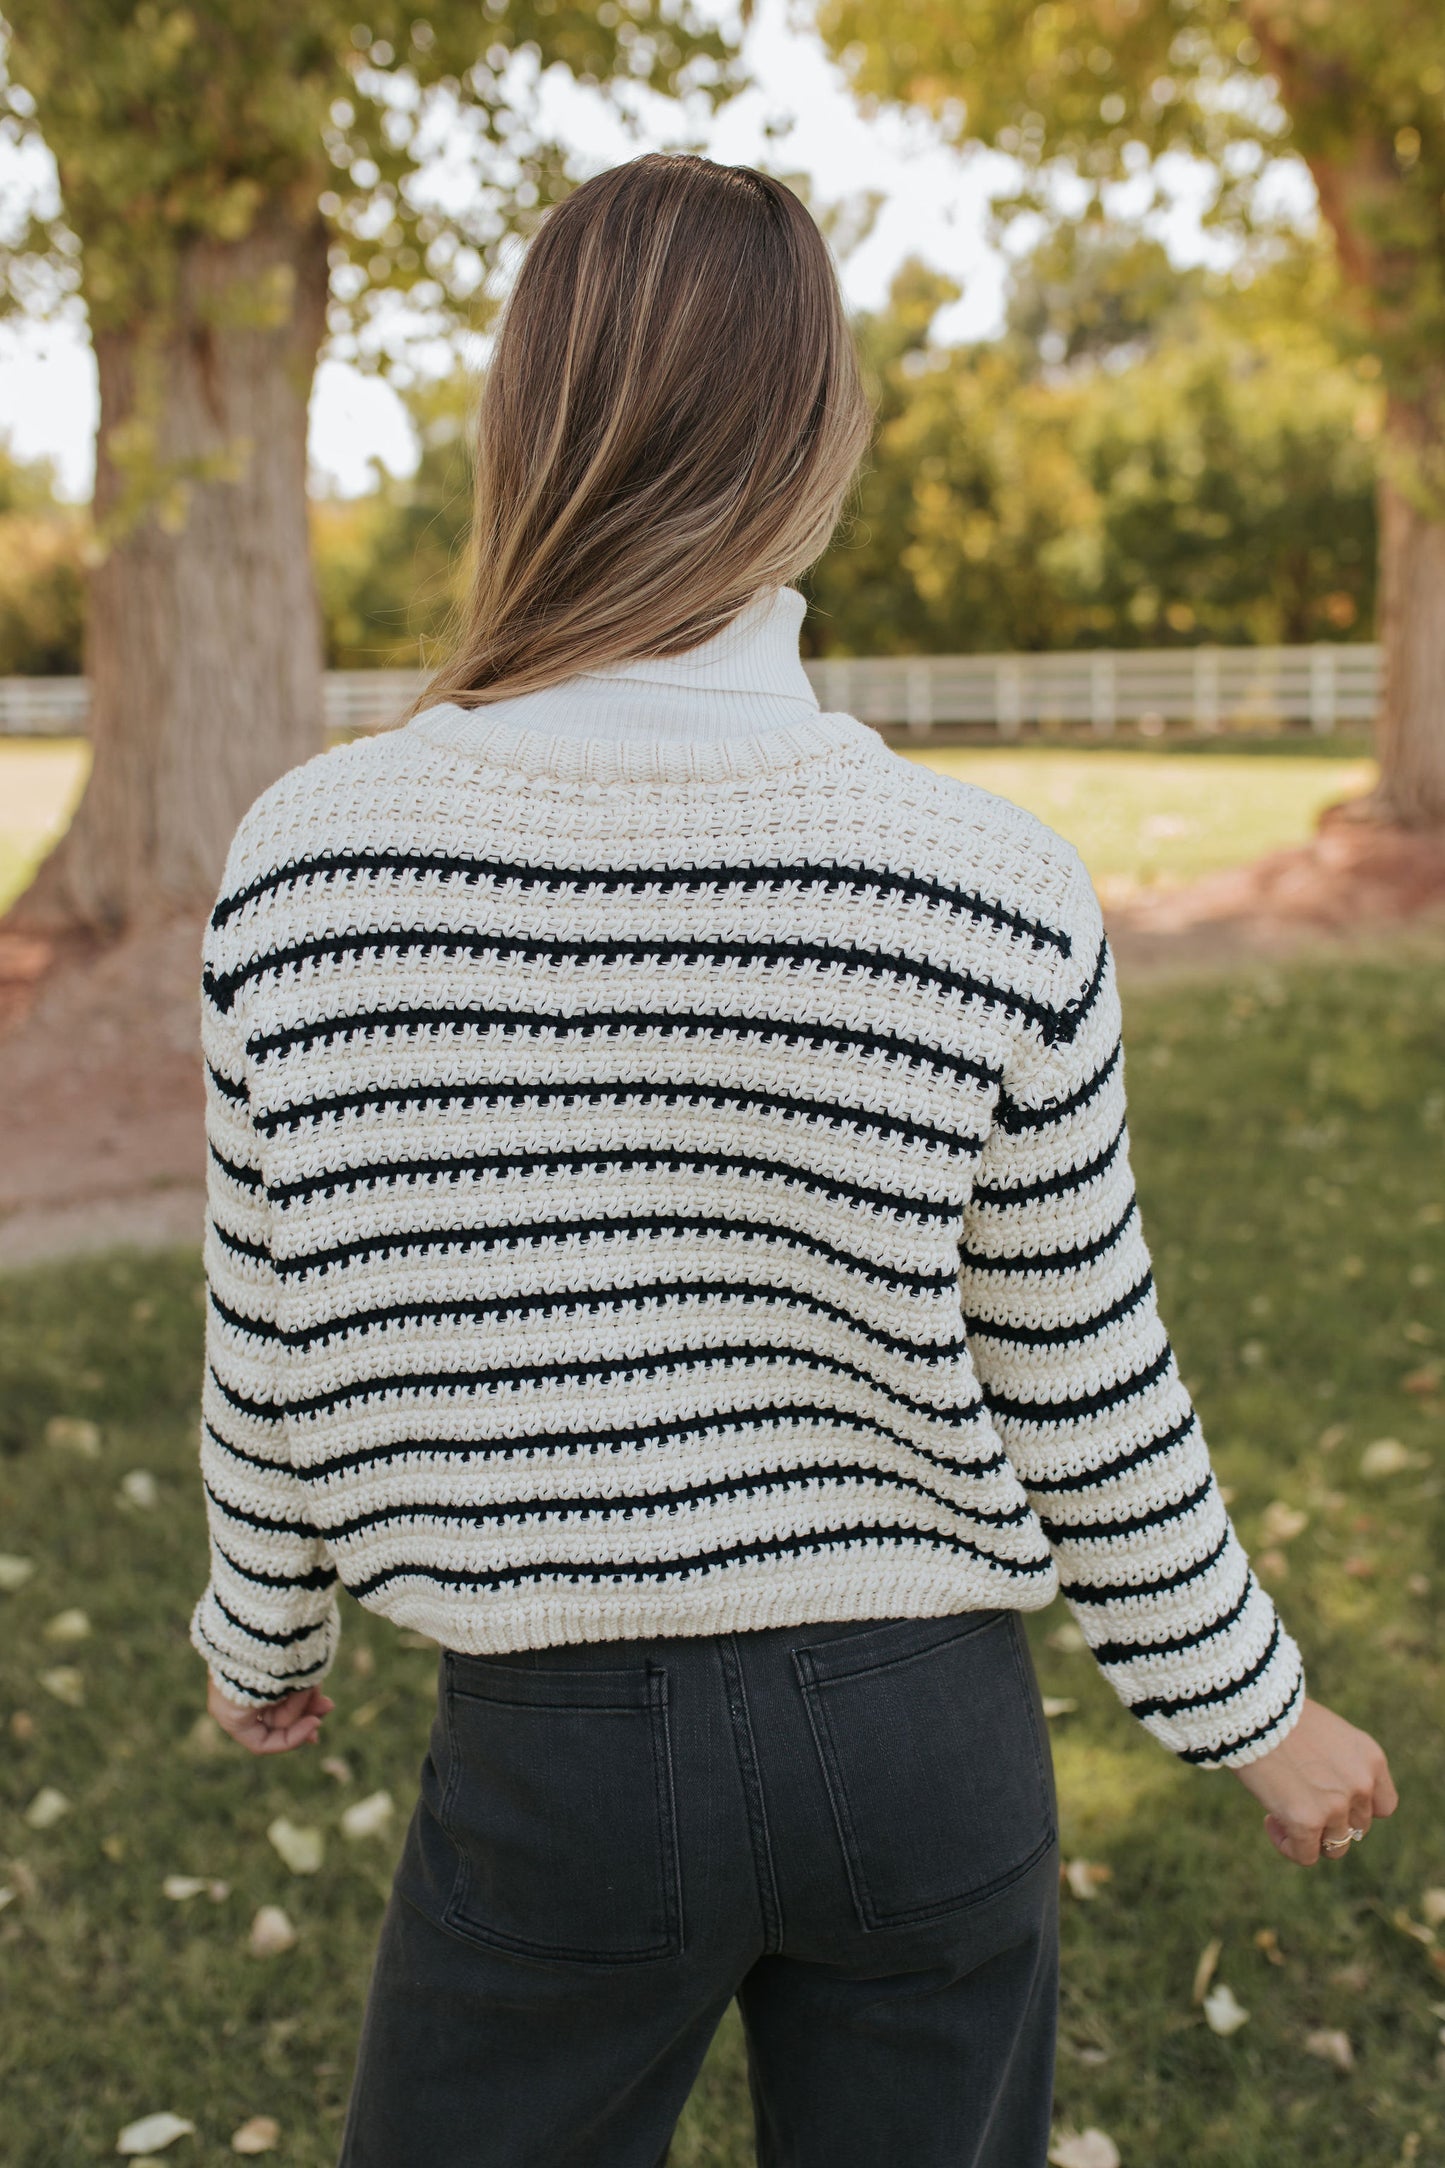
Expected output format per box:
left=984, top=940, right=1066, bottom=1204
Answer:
left=0, top=644, right=1380, bottom=743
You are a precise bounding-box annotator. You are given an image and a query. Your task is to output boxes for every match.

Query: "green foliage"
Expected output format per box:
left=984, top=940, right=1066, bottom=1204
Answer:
left=817, top=0, right=1445, bottom=488
left=0, top=439, right=85, bottom=672
left=2, top=941, right=1442, bottom=2166
left=311, top=371, right=473, bottom=668
left=0, top=1, right=740, bottom=340
left=805, top=245, right=1378, bottom=653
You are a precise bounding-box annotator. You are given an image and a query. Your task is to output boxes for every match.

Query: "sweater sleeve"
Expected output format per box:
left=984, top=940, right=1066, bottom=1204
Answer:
left=187, top=911, right=341, bottom=1710
left=959, top=850, right=1305, bottom=1769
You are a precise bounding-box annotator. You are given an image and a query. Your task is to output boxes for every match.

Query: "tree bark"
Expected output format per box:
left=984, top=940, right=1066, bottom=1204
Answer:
left=6, top=215, right=330, bottom=933
left=1367, top=404, right=1445, bottom=826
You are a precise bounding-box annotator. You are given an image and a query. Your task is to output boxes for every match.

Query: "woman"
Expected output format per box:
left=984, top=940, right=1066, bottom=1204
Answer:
left=191, top=154, right=1396, bottom=2168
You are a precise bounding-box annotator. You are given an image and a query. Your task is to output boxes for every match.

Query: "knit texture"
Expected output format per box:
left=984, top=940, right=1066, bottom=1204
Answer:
left=189, top=669, right=1305, bottom=1769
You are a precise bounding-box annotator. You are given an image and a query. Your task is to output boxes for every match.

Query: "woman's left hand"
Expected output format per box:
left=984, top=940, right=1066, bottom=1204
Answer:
left=206, top=1674, right=335, bottom=1756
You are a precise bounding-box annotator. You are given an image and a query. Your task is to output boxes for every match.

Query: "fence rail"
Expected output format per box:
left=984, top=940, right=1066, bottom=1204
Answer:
left=0, top=645, right=1381, bottom=742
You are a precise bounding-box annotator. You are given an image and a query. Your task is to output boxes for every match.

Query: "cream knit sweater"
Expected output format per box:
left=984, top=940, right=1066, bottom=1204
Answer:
left=189, top=586, right=1305, bottom=1769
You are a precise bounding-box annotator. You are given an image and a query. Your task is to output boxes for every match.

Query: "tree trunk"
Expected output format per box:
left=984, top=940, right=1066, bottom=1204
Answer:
left=6, top=216, right=330, bottom=934
left=1371, top=403, right=1445, bottom=827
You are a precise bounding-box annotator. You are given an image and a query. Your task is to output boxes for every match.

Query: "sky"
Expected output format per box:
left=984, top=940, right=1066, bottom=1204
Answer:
left=0, top=0, right=1308, bottom=503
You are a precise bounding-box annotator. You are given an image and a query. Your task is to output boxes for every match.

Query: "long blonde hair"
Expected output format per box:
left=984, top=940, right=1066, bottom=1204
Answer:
left=412, top=152, right=872, bottom=713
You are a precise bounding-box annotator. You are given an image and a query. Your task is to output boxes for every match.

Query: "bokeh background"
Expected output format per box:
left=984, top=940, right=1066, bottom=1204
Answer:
left=1, top=4, right=1443, bottom=2164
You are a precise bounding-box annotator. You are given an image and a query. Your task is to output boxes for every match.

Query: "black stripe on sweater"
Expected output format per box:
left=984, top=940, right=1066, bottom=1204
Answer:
left=264, top=1144, right=964, bottom=1225
left=1127, top=1618, right=1283, bottom=1720
left=208, top=848, right=1074, bottom=959
left=211, top=1208, right=963, bottom=1298
left=210, top=1588, right=334, bottom=1650
left=959, top=1200, right=1137, bottom=1279
left=210, top=1144, right=264, bottom=1194
left=1087, top=1567, right=1252, bottom=1665
left=1174, top=1672, right=1304, bottom=1765
left=206, top=1060, right=250, bottom=1106
left=343, top=1519, right=1054, bottom=1604
left=1063, top=1524, right=1231, bottom=1606
left=206, top=929, right=1062, bottom=1039
left=203, top=1458, right=1036, bottom=1550
left=1019, top=1409, right=1196, bottom=1496
left=210, top=1540, right=338, bottom=1592
left=211, top=1338, right=987, bottom=1428
left=986, top=1342, right=1174, bottom=1426
left=202, top=1395, right=1010, bottom=1490
left=1039, top=1471, right=1213, bottom=1544
left=995, top=1040, right=1120, bottom=1134
left=968, top=1118, right=1126, bottom=1209
left=962, top=1271, right=1154, bottom=1350
left=245, top=1002, right=1004, bottom=1096
left=254, top=1075, right=986, bottom=1160
left=209, top=1275, right=970, bottom=1366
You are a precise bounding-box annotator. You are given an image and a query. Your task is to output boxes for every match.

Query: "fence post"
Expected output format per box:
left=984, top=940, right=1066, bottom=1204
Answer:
left=1192, top=645, right=1221, bottom=733
left=995, top=657, right=1023, bottom=741
left=821, top=659, right=852, bottom=716
left=1090, top=652, right=1116, bottom=737
left=1309, top=643, right=1337, bottom=735
left=904, top=659, right=933, bottom=737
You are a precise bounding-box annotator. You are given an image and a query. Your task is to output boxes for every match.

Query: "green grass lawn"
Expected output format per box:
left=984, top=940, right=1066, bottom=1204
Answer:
left=0, top=738, right=1375, bottom=916
left=3, top=949, right=1443, bottom=2167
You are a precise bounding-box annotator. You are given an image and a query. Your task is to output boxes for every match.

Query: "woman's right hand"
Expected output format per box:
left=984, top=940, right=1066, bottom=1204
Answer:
left=1231, top=1696, right=1397, bottom=1864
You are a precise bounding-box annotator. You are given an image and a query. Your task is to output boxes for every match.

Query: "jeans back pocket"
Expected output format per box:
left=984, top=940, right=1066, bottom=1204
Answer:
left=794, top=1611, right=1057, bottom=1931
left=438, top=1651, right=682, bottom=1964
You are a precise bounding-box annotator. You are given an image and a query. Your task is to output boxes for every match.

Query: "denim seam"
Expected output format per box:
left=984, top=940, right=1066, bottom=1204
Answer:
left=718, top=1637, right=784, bottom=1953
left=647, top=1661, right=685, bottom=1954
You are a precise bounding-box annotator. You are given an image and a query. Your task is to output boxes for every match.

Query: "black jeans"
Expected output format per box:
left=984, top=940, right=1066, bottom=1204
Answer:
left=337, top=1608, right=1060, bottom=2168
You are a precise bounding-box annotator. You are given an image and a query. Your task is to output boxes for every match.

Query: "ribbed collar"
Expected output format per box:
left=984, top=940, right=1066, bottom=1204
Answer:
left=577, top=584, right=817, bottom=706
left=405, top=584, right=867, bottom=784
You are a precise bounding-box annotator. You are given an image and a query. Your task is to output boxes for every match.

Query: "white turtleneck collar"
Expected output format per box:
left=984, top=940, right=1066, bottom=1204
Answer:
left=413, top=585, right=818, bottom=749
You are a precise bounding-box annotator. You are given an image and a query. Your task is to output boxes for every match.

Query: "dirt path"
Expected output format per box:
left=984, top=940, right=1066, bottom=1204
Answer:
left=3, top=814, right=1443, bottom=1270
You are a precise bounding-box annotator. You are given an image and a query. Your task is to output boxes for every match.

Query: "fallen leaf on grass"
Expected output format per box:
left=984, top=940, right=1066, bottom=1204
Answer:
left=162, top=1875, right=230, bottom=1903
left=1359, top=1438, right=1427, bottom=1480
left=23, top=1785, right=70, bottom=1829
left=1390, top=1909, right=1436, bottom=1947
left=320, top=1755, right=353, bottom=1786
left=1402, top=1367, right=1441, bottom=1398
left=340, top=1790, right=395, bottom=1841
left=43, top=1608, right=91, bottom=1643
left=38, top=1665, right=84, bottom=1706
left=10, top=1709, right=35, bottom=1741
left=45, top=1416, right=101, bottom=1458
left=1421, top=1890, right=1445, bottom=1929
left=119, top=1470, right=159, bottom=1509
left=247, top=1905, right=297, bottom=1957
left=1041, top=1698, right=1078, bottom=1719
left=1202, top=1982, right=1250, bottom=2035
left=1045, top=1622, right=1087, bottom=1653
left=1260, top=1501, right=1309, bottom=1545
left=1329, top=1961, right=1371, bottom=1993
left=101, top=1835, right=126, bottom=1863
left=1304, top=2028, right=1354, bottom=2071
left=398, top=1632, right=438, bottom=1650
left=116, top=2111, right=195, bottom=2154
left=229, top=2115, right=280, bottom=2155
left=0, top=1553, right=36, bottom=1592
left=0, top=1886, right=15, bottom=1911
left=1048, top=2130, right=1121, bottom=2168
left=1254, top=1928, right=1285, bottom=1966
left=1063, top=1859, right=1112, bottom=1901
left=1191, top=1938, right=1222, bottom=2005
left=266, top=1817, right=323, bottom=1875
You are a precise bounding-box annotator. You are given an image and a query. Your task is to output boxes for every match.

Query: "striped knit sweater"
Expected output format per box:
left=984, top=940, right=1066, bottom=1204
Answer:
left=189, top=588, right=1305, bottom=1770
